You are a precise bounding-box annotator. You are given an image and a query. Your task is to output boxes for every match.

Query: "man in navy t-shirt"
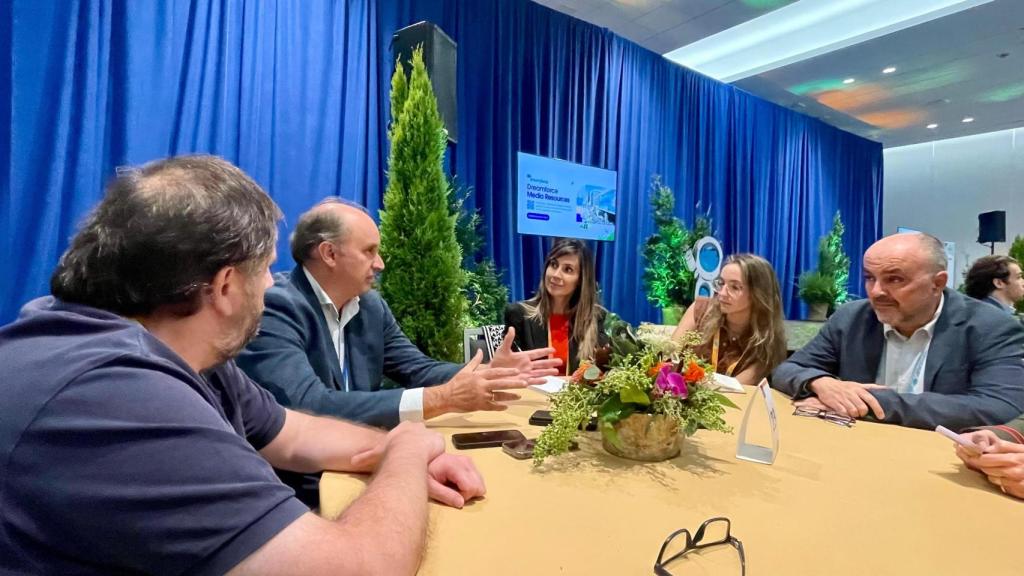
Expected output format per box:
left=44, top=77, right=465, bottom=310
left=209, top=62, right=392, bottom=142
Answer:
left=0, top=156, right=485, bottom=575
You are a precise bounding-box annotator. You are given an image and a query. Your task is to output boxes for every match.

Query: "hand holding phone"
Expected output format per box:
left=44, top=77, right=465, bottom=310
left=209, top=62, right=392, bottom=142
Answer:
left=936, top=425, right=983, bottom=456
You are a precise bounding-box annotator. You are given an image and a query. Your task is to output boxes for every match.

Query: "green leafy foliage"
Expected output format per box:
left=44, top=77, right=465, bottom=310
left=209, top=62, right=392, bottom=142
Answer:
left=1011, top=235, right=1024, bottom=314
left=797, top=211, right=850, bottom=309
left=379, top=49, right=467, bottom=362
left=450, top=182, right=509, bottom=327
left=797, top=270, right=836, bottom=305
left=642, top=176, right=713, bottom=308
left=817, top=212, right=851, bottom=307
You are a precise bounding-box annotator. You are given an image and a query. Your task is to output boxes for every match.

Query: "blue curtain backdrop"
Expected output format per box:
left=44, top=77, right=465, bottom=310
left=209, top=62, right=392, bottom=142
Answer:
left=3, top=0, right=882, bottom=325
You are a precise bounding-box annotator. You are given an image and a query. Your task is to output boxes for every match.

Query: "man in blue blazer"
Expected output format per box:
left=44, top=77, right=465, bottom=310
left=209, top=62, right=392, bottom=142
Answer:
left=238, top=199, right=559, bottom=429
left=773, top=233, right=1024, bottom=430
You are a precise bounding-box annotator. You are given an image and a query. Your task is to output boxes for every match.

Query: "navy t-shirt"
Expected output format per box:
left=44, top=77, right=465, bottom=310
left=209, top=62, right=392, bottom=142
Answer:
left=0, top=298, right=309, bottom=575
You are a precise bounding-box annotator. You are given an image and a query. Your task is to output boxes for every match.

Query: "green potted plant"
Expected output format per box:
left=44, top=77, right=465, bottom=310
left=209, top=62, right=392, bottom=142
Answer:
left=642, top=176, right=711, bottom=325
left=533, top=320, right=737, bottom=465
left=379, top=48, right=467, bottom=361
left=798, top=271, right=836, bottom=321
left=797, top=212, right=850, bottom=320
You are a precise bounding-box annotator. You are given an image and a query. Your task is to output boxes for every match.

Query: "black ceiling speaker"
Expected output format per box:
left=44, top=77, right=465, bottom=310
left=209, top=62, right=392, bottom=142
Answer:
left=391, top=21, right=458, bottom=143
left=978, top=211, right=1006, bottom=244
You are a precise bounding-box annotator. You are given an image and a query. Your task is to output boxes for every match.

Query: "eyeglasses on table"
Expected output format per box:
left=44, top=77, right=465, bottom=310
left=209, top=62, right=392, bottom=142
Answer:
left=654, top=516, right=745, bottom=575
left=792, top=406, right=856, bottom=427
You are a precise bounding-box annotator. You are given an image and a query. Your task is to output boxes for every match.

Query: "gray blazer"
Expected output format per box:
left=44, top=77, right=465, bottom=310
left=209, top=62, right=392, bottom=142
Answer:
left=772, top=288, right=1024, bottom=430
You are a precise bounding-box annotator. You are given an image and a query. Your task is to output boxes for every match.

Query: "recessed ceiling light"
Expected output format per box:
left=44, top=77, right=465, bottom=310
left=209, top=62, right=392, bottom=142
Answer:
left=927, top=123, right=938, bottom=129
left=883, top=66, right=897, bottom=74
left=962, top=116, right=975, bottom=123
left=843, top=77, right=856, bottom=84
left=661, top=0, right=993, bottom=82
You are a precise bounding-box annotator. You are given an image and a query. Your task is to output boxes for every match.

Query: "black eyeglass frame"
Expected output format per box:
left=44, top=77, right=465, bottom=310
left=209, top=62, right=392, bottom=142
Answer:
left=653, top=517, right=746, bottom=576
left=792, top=406, right=856, bottom=427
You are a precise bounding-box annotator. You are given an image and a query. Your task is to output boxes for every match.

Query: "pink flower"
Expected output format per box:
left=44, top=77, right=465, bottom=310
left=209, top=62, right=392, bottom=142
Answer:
left=655, top=364, right=688, bottom=399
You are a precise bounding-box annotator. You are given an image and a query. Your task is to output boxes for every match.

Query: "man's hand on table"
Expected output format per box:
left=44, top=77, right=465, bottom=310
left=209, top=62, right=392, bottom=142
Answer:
left=806, top=377, right=886, bottom=420
left=349, top=422, right=487, bottom=508
left=427, top=453, right=487, bottom=508
left=350, top=422, right=445, bottom=472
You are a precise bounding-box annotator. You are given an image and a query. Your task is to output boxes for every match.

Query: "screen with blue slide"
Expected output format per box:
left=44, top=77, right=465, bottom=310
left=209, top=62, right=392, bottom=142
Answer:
left=516, top=152, right=617, bottom=241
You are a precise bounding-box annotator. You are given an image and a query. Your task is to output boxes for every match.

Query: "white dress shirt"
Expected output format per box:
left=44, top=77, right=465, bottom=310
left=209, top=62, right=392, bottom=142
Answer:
left=875, top=294, right=944, bottom=394
left=303, top=267, right=424, bottom=422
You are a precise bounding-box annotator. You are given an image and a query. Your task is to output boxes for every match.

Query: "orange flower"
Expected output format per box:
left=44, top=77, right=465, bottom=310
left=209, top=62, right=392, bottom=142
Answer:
left=683, top=361, right=705, bottom=383
left=647, top=361, right=670, bottom=377
left=571, top=362, right=591, bottom=383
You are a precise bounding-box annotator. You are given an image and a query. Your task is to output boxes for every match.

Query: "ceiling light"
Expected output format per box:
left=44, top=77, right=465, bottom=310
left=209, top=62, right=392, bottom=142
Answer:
left=927, top=123, right=938, bottom=129
left=962, top=117, right=975, bottom=123
left=883, top=66, right=897, bottom=74
left=843, top=78, right=856, bottom=84
left=662, top=0, right=993, bottom=82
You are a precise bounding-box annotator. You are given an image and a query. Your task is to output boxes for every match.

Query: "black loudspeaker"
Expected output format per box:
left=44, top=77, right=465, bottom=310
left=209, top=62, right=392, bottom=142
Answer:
left=978, top=211, right=1006, bottom=244
left=391, top=21, right=458, bottom=143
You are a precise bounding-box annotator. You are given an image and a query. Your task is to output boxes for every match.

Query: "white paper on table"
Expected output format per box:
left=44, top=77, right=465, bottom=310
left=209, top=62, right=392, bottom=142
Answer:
left=528, top=376, right=566, bottom=395
left=711, top=373, right=746, bottom=394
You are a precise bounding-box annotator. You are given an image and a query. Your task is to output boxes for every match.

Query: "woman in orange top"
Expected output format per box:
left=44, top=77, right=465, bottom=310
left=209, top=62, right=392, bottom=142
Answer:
left=504, top=239, right=607, bottom=375
left=672, top=253, right=787, bottom=386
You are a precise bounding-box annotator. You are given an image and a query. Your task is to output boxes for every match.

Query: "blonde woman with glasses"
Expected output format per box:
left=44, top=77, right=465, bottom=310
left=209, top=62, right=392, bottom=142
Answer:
left=672, top=253, right=787, bottom=386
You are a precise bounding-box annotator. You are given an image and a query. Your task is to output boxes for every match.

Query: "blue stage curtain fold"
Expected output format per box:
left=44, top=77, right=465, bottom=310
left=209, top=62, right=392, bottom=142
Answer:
left=3, top=0, right=881, bottom=325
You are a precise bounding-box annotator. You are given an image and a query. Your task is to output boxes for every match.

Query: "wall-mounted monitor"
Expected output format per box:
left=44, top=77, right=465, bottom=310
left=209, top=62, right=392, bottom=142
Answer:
left=516, top=152, right=617, bottom=241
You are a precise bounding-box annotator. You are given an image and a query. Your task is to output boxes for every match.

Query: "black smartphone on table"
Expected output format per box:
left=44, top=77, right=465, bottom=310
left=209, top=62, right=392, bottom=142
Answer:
left=529, top=410, right=598, bottom=431
left=451, top=429, right=526, bottom=450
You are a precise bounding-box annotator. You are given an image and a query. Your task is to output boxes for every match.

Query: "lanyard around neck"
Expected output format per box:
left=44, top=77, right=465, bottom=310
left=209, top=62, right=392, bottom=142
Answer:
left=711, top=329, right=742, bottom=377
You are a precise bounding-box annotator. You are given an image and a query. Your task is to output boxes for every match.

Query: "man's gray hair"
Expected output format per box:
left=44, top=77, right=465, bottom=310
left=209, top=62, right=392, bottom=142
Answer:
left=289, top=197, right=369, bottom=263
left=917, top=233, right=947, bottom=273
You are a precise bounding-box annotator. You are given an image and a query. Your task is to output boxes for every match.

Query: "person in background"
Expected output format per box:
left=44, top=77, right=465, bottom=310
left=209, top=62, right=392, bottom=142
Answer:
left=504, top=238, right=608, bottom=376
left=0, top=156, right=484, bottom=575
left=672, top=253, right=788, bottom=386
left=963, top=254, right=1024, bottom=315
left=773, top=232, right=1024, bottom=430
left=954, top=415, right=1024, bottom=499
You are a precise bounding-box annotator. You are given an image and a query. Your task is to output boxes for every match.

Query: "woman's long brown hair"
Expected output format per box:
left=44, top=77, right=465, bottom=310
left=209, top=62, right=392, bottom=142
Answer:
left=698, top=253, right=787, bottom=375
left=522, top=238, right=601, bottom=361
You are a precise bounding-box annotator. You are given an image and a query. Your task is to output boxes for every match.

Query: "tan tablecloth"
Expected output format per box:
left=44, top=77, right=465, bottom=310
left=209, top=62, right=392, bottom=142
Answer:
left=320, top=388, right=1022, bottom=575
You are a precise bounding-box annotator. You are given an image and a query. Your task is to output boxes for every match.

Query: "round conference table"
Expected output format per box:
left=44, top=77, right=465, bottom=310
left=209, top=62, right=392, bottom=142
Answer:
left=319, top=387, right=1022, bottom=575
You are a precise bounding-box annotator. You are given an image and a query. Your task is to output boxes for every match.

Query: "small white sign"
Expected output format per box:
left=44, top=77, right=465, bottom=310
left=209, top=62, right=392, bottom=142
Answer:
left=711, top=373, right=746, bottom=394
left=528, top=376, right=566, bottom=395
left=735, top=378, right=779, bottom=464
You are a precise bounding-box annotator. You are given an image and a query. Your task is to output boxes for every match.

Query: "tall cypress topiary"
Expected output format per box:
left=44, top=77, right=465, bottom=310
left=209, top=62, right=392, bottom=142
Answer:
left=817, top=211, right=851, bottom=310
left=379, top=48, right=467, bottom=362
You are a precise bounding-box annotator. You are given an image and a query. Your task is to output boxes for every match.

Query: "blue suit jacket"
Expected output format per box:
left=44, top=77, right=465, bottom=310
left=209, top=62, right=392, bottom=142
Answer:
left=772, top=289, right=1024, bottom=430
left=237, top=267, right=461, bottom=428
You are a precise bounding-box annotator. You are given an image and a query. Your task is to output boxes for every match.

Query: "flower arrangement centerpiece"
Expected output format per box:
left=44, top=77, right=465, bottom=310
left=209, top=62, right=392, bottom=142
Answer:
left=533, top=320, right=738, bottom=465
